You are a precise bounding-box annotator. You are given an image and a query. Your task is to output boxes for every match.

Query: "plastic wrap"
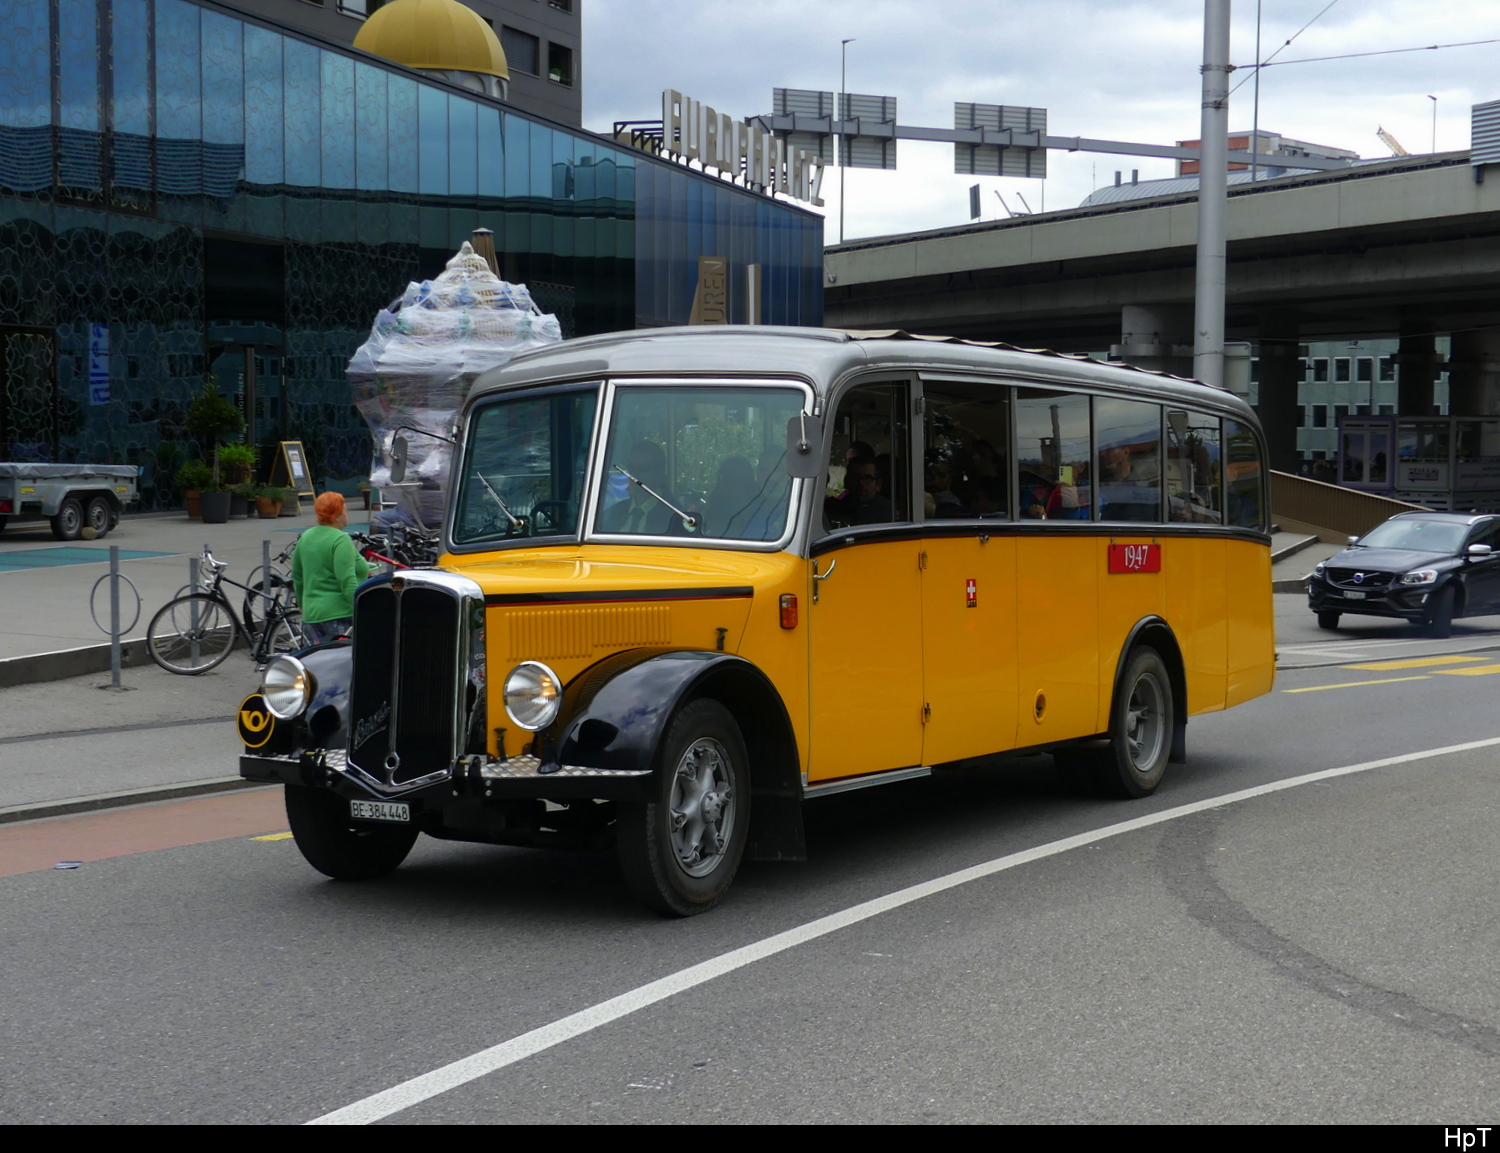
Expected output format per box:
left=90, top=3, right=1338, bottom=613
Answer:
left=349, top=242, right=562, bottom=529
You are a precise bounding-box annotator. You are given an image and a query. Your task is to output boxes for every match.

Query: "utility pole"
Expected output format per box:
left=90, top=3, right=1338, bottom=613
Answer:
left=1194, top=0, right=1231, bottom=389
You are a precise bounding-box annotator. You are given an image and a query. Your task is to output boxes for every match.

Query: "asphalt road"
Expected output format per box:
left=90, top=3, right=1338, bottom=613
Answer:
left=3, top=621, right=1500, bottom=1123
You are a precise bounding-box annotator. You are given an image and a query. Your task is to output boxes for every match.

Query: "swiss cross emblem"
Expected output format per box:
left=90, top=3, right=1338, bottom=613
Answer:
left=965, top=577, right=977, bottom=607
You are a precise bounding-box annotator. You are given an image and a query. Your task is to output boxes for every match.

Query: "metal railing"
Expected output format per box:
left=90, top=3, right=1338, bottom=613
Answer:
left=1270, top=470, right=1429, bottom=539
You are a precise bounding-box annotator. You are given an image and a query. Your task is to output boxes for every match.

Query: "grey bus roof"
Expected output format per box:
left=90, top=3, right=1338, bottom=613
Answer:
left=467, top=326, right=1258, bottom=420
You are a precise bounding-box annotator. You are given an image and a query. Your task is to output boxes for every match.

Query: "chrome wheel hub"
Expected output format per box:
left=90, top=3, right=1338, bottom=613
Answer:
left=1125, top=672, right=1166, bottom=772
left=669, top=737, right=735, bottom=877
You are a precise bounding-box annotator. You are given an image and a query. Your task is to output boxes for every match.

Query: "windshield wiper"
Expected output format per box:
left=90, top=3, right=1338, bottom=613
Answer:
left=475, top=472, right=526, bottom=533
left=611, top=465, right=699, bottom=530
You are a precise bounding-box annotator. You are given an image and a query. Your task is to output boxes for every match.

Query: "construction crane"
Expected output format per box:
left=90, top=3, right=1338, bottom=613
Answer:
left=1377, top=126, right=1410, bottom=157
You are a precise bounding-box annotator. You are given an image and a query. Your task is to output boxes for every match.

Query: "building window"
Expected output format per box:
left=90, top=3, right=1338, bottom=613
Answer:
left=1378, top=404, right=1395, bottom=415
left=1298, top=357, right=1309, bottom=379
left=1356, top=404, right=1370, bottom=415
left=501, top=27, right=539, bottom=75
left=548, top=43, right=574, bottom=86
left=1313, top=358, right=1329, bottom=382
left=549, top=0, right=574, bottom=11
left=1334, top=358, right=1351, bottom=382
left=1298, top=405, right=1307, bottom=427
left=337, top=0, right=367, bottom=16
left=1379, top=356, right=1395, bottom=381
left=1312, top=405, right=1328, bottom=428
left=1357, top=357, right=1373, bottom=382
left=1334, top=404, right=1349, bottom=421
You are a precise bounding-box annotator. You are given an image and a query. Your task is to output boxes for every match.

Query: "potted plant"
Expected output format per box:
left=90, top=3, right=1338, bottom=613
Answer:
left=254, top=485, right=286, bottom=519
left=175, top=459, right=214, bottom=520
left=184, top=378, right=245, bottom=524
left=219, top=442, right=257, bottom=486
left=229, top=481, right=255, bottom=519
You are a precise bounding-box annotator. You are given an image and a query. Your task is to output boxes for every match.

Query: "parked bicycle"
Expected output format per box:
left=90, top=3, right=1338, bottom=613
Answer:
left=147, top=546, right=308, bottom=675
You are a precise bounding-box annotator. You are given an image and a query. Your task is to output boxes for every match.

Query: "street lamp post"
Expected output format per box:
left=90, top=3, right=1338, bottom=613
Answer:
left=840, top=38, right=855, bottom=244
left=1429, top=94, right=1438, bottom=153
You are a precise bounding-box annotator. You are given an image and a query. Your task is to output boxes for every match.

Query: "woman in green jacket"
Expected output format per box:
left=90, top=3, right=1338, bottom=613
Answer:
left=292, top=491, right=370, bottom=645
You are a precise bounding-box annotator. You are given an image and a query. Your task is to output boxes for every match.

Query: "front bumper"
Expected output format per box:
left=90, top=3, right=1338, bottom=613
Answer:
left=241, top=748, right=655, bottom=803
left=1307, top=578, right=1433, bottom=620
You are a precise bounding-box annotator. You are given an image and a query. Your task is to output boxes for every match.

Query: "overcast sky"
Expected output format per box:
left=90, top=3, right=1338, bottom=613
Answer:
left=582, top=0, right=1500, bottom=244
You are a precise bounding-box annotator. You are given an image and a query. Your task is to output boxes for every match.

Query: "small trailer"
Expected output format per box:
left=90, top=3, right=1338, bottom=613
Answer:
left=0, top=463, right=140, bottom=539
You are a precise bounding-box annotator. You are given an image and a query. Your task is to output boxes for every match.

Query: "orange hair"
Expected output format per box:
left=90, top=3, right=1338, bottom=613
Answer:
left=313, top=491, right=346, bottom=525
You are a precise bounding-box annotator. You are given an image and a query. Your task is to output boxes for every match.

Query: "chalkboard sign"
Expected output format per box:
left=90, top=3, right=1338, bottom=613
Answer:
left=269, top=440, right=316, bottom=515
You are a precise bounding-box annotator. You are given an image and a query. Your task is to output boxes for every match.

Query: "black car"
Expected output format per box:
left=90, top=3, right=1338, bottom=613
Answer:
left=1307, top=512, right=1500, bottom=638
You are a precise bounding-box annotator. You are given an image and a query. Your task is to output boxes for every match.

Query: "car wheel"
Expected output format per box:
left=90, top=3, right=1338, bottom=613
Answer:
left=50, top=497, right=83, bottom=541
left=284, top=784, right=418, bottom=881
left=1093, top=646, right=1173, bottom=799
left=1427, top=586, right=1455, bottom=639
left=85, top=496, right=112, bottom=538
left=617, top=698, right=749, bottom=916
left=1317, top=610, right=1340, bottom=630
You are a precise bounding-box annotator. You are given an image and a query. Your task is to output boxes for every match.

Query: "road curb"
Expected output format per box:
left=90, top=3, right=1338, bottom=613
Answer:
left=0, top=640, right=153, bottom=689
left=0, top=776, right=272, bottom=826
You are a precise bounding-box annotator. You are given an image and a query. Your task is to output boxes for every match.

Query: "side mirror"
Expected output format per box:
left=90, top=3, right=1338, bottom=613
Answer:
left=1347, top=535, right=1359, bottom=546
left=1468, top=543, right=1493, bottom=558
left=785, top=412, right=824, bottom=479
left=390, top=435, right=409, bottom=485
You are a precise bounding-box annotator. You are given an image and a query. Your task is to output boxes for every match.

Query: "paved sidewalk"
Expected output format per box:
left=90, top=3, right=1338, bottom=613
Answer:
left=0, top=507, right=374, bottom=677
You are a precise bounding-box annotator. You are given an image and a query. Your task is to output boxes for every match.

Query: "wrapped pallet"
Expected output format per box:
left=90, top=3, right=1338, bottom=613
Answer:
left=348, top=241, right=562, bottom=529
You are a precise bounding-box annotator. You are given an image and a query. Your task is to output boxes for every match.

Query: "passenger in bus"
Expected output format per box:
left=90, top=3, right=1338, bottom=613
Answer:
left=846, top=455, right=893, bottom=525
left=926, top=458, right=964, bottom=517
left=1098, top=446, right=1159, bottom=521
left=1020, top=468, right=1085, bottom=519
left=705, top=455, right=761, bottom=538
left=602, top=439, right=676, bottom=534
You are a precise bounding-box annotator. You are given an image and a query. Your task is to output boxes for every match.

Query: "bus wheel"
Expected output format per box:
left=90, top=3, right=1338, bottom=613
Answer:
left=1097, top=646, right=1173, bottom=799
left=284, top=784, right=418, bottom=881
left=617, top=699, right=749, bottom=917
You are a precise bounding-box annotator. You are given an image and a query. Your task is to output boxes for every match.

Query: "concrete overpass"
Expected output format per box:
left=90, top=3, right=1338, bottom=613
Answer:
left=823, top=153, right=1500, bottom=470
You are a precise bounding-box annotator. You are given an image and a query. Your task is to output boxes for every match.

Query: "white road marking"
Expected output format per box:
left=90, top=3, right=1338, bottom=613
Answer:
left=306, top=735, right=1500, bottom=1126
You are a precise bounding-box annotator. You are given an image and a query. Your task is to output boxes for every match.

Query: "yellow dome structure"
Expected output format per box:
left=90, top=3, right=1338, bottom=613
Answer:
left=354, top=0, right=509, bottom=99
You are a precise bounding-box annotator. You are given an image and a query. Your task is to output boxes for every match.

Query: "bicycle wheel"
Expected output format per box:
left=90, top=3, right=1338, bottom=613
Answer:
left=146, top=594, right=238, bottom=674
left=243, top=571, right=291, bottom=638
left=262, top=612, right=308, bottom=662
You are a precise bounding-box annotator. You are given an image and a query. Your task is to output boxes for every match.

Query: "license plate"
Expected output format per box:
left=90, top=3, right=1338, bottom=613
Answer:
left=1343, top=590, right=1366, bottom=600
left=351, top=800, right=410, bottom=823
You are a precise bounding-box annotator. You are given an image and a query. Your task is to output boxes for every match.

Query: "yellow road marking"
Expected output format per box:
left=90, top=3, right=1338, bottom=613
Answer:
left=1433, top=663, right=1500, bottom=676
left=1342, top=655, right=1487, bottom=671
left=1283, top=675, right=1431, bottom=694
left=251, top=831, right=293, bottom=841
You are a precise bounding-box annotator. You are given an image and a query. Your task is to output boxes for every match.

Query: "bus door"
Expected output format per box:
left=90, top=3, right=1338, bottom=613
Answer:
left=806, top=381, right=925, bottom=781
left=1013, top=388, right=1100, bottom=742
left=917, top=379, right=1018, bottom=764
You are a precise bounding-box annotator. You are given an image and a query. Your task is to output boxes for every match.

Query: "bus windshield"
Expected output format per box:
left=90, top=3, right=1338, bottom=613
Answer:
left=452, top=387, right=598, bottom=545
left=595, top=385, right=805, bottom=542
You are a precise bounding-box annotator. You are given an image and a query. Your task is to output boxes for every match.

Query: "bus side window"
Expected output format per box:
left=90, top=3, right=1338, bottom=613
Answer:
left=1014, top=388, right=1091, bottom=520
left=824, top=381, right=911, bottom=531
left=1166, top=409, right=1223, bottom=523
left=1225, top=419, right=1267, bottom=529
left=1095, top=397, right=1164, bottom=523
left=921, top=380, right=1010, bottom=519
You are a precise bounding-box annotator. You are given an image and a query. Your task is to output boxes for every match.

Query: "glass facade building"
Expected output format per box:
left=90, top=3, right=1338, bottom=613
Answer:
left=0, top=0, right=823, bottom=506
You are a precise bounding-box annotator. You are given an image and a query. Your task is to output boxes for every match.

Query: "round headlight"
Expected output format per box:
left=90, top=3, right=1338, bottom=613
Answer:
left=262, top=655, right=313, bottom=720
left=503, top=661, right=562, bottom=731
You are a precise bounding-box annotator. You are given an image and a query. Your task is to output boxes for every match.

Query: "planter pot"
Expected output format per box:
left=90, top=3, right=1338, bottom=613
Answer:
left=201, top=490, right=232, bottom=524
left=184, top=490, right=202, bottom=520
left=224, top=465, right=251, bottom=486
left=255, top=497, right=284, bottom=519
left=229, top=494, right=250, bottom=519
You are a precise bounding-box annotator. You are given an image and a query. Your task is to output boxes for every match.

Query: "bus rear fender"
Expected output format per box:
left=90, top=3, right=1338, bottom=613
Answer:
left=1112, top=617, right=1187, bottom=764
left=550, top=649, right=807, bottom=861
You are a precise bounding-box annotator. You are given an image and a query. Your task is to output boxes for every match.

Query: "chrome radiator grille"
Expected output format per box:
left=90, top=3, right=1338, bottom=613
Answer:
left=347, top=572, right=482, bottom=790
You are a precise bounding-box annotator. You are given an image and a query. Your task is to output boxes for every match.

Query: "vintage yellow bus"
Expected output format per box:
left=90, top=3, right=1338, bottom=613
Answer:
left=239, top=328, right=1274, bottom=915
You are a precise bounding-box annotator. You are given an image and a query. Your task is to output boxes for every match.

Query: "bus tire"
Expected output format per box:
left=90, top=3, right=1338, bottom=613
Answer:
left=617, top=698, right=749, bottom=917
left=1096, top=646, right=1173, bottom=799
left=284, top=784, right=418, bottom=881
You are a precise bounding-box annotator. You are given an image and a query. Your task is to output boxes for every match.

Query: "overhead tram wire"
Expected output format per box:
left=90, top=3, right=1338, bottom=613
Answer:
left=1238, top=38, right=1500, bottom=71
left=1229, top=0, right=1340, bottom=97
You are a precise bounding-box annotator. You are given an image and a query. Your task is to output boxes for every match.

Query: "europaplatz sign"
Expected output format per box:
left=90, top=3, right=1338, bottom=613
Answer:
left=663, top=91, right=826, bottom=207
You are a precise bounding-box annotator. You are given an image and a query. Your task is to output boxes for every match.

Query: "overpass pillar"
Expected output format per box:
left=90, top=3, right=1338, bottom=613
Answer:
left=1113, top=304, right=1193, bottom=377
left=1255, top=310, right=1301, bottom=474
left=1396, top=325, right=1439, bottom=416
left=1445, top=329, right=1500, bottom=415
